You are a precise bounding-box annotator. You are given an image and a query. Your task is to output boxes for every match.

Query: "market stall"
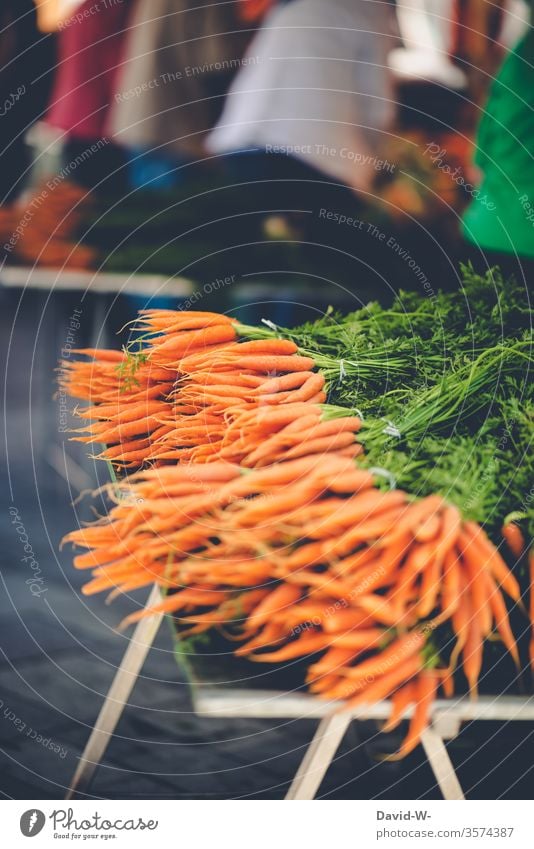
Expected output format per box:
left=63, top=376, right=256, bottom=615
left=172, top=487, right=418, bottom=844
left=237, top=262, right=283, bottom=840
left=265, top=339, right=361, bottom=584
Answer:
left=58, top=266, right=533, bottom=799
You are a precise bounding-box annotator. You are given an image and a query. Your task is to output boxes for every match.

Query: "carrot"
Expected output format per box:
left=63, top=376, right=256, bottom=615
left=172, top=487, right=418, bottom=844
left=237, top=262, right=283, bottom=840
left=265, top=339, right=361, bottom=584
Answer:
left=385, top=672, right=437, bottom=759
left=327, top=504, right=410, bottom=556
left=150, top=324, right=237, bottom=356
left=441, top=667, right=455, bottom=699
left=139, top=314, right=236, bottom=333
left=336, top=444, right=364, bottom=459
left=140, top=308, right=235, bottom=321
left=234, top=621, right=287, bottom=654
left=224, top=454, right=355, bottom=495
left=280, top=372, right=325, bottom=403
left=99, top=438, right=151, bottom=460
left=107, top=401, right=169, bottom=424
left=75, top=548, right=150, bottom=574
left=307, top=391, right=327, bottom=404
left=484, top=572, right=520, bottom=666
left=120, top=587, right=230, bottom=628
left=131, top=462, right=241, bottom=484
left=446, top=566, right=471, bottom=670
left=325, top=469, right=376, bottom=494
left=304, top=417, right=362, bottom=438
left=321, top=609, right=373, bottom=634
left=382, top=681, right=416, bottom=732
left=308, top=674, right=346, bottom=694
left=329, top=546, right=378, bottom=579
left=276, top=541, right=327, bottom=571
left=173, top=343, right=236, bottom=371
left=281, top=413, right=322, bottom=433
left=354, top=591, right=407, bottom=627
left=250, top=632, right=330, bottom=661
left=414, top=511, right=442, bottom=543
left=218, top=339, right=298, bottom=356
left=251, top=388, right=309, bottom=406
left=185, top=371, right=261, bottom=388
left=276, top=432, right=357, bottom=462
left=441, top=548, right=460, bottom=618
left=252, top=371, right=314, bottom=395
left=228, top=403, right=323, bottom=433
left=287, top=571, right=355, bottom=599
left=330, top=630, right=385, bottom=650
left=502, top=522, right=525, bottom=559
left=463, top=612, right=483, bottom=697
left=349, top=534, right=412, bottom=596
left=210, top=355, right=316, bottom=373
left=342, top=653, right=424, bottom=708
left=231, top=486, right=325, bottom=527
left=307, top=646, right=362, bottom=676
left=377, top=495, right=444, bottom=548
left=417, top=548, right=442, bottom=618
left=110, top=447, right=156, bottom=466
left=244, top=583, right=302, bottom=630
left=183, top=384, right=253, bottom=400
left=458, top=530, right=492, bottom=636
left=464, top=521, right=521, bottom=603
left=72, top=348, right=125, bottom=362
left=339, top=630, right=426, bottom=683
left=304, top=489, right=407, bottom=538
left=240, top=416, right=343, bottom=466
left=94, top=415, right=165, bottom=443
left=271, top=601, right=331, bottom=628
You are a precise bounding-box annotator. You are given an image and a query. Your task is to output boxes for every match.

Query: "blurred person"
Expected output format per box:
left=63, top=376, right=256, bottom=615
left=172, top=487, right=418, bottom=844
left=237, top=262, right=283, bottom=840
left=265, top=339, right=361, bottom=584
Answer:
left=207, top=0, right=398, bottom=197
left=460, top=0, right=534, bottom=280
left=34, top=0, right=132, bottom=194
left=109, top=0, right=256, bottom=190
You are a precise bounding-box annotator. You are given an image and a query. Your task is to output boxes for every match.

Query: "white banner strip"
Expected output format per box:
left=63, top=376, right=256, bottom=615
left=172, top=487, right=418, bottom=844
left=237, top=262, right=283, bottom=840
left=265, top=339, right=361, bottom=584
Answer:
left=3, top=800, right=531, bottom=848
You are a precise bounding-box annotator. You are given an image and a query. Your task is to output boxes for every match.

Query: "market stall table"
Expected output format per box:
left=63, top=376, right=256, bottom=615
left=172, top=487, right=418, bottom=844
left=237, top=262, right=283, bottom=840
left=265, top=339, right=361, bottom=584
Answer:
left=65, top=588, right=534, bottom=802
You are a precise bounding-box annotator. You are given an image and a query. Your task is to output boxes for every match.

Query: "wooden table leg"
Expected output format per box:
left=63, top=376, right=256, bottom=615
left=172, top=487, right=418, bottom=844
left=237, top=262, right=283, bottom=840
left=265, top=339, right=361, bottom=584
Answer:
left=285, top=712, right=353, bottom=800
left=65, top=585, right=163, bottom=799
left=420, top=727, right=465, bottom=800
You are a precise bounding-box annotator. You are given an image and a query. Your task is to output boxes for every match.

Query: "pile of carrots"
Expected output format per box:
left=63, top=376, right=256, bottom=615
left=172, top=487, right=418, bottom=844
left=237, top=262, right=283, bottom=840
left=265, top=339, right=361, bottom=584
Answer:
left=61, top=309, right=527, bottom=759
left=61, top=310, right=362, bottom=468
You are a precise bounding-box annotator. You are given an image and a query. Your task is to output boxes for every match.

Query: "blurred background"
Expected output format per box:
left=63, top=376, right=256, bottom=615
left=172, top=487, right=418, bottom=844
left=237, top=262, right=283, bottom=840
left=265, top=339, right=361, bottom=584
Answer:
left=1, top=0, right=533, bottom=799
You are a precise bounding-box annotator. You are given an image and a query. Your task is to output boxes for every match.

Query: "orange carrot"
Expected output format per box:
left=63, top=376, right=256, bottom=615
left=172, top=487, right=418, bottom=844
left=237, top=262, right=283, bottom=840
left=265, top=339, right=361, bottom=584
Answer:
left=464, top=522, right=521, bottom=603
left=342, top=653, right=424, bottom=708
left=339, top=630, right=426, bottom=683
left=458, top=530, right=493, bottom=636
left=244, top=583, right=302, bottom=630
left=72, top=348, right=125, bottom=362
left=280, top=372, right=325, bottom=403
left=210, top=355, right=316, bottom=373
left=502, top=522, right=525, bottom=559
left=463, top=613, right=483, bottom=697
left=150, top=324, right=237, bottom=356
left=253, top=372, right=314, bottom=395
left=385, top=672, right=437, bottom=759
left=378, top=496, right=444, bottom=548
left=484, top=571, right=519, bottom=666
left=250, top=632, right=330, bottom=661
left=382, top=681, right=416, bottom=732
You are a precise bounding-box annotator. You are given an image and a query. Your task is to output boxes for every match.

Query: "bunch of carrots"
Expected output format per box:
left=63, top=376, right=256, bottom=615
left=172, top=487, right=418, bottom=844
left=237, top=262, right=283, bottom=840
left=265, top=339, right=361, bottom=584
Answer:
left=60, top=309, right=529, bottom=759
left=61, top=310, right=361, bottom=468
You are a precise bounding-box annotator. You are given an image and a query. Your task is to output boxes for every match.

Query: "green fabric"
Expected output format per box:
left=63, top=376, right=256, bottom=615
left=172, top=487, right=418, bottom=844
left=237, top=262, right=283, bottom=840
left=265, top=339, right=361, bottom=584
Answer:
left=462, top=25, right=534, bottom=258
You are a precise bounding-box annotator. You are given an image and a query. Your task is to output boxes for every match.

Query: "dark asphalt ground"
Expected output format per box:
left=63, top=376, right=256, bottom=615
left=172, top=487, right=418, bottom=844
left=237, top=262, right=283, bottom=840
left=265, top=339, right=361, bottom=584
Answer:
left=1, top=284, right=533, bottom=800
